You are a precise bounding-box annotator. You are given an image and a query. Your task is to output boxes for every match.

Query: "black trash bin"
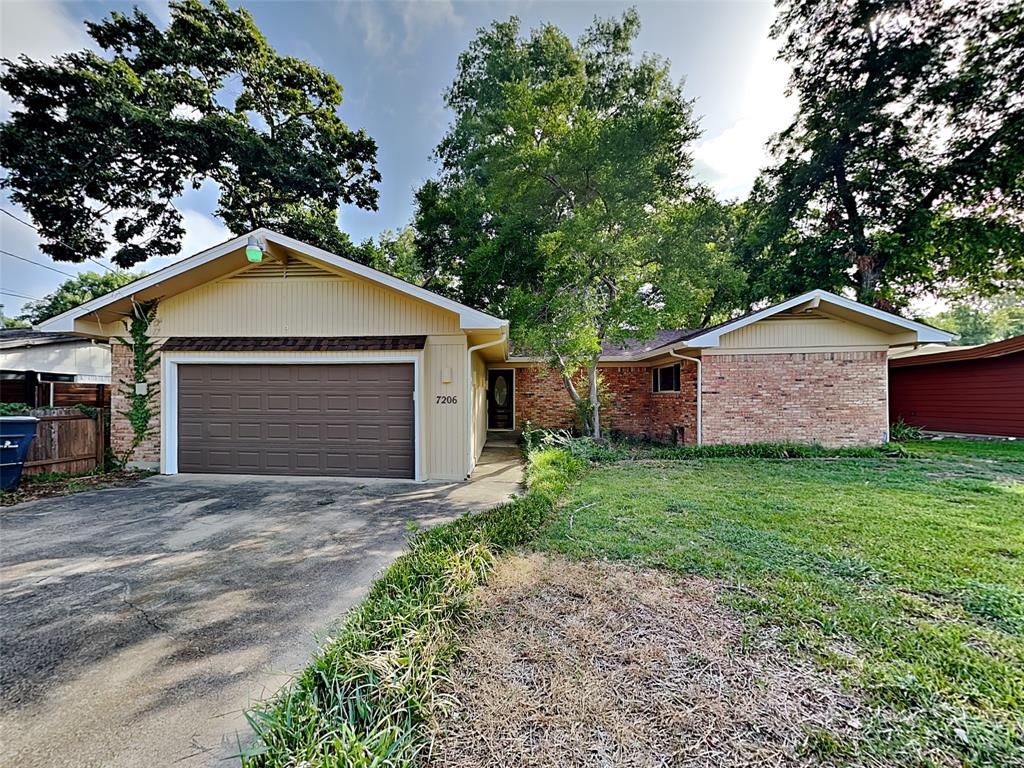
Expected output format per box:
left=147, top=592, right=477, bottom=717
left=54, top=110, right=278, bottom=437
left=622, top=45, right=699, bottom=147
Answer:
left=1, top=416, right=39, bottom=492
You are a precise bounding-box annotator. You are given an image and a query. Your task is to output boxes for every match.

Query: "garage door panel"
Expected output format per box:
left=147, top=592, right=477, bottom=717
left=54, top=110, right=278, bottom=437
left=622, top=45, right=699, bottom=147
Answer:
left=177, top=363, right=415, bottom=478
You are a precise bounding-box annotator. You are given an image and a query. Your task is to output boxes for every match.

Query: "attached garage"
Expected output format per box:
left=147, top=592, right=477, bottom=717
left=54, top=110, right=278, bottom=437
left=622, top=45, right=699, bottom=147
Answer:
left=176, top=363, right=415, bottom=478
left=38, top=229, right=509, bottom=482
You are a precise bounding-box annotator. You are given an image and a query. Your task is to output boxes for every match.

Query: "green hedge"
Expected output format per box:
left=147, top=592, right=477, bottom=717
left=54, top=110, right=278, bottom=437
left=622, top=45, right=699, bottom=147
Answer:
left=241, top=448, right=586, bottom=768
left=525, top=430, right=904, bottom=463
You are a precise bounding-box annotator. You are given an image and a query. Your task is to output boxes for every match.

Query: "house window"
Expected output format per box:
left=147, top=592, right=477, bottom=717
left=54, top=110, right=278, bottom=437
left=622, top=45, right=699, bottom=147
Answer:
left=652, top=363, right=680, bottom=393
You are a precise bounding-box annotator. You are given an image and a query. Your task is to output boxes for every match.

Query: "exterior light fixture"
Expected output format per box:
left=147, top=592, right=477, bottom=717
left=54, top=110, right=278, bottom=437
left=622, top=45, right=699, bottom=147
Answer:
left=245, top=235, right=264, bottom=263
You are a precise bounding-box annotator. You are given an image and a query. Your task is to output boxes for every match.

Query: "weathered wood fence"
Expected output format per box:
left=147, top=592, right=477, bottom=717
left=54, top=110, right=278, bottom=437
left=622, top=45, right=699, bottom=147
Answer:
left=23, top=411, right=107, bottom=476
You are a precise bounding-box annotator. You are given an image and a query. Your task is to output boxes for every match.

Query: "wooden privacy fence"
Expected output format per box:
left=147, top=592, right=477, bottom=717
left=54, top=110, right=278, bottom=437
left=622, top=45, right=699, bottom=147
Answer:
left=23, top=411, right=106, bottom=476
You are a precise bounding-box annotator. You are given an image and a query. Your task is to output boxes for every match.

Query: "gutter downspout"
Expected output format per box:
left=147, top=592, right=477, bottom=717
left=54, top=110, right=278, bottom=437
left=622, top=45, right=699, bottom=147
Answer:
left=466, top=331, right=508, bottom=479
left=668, top=349, right=702, bottom=446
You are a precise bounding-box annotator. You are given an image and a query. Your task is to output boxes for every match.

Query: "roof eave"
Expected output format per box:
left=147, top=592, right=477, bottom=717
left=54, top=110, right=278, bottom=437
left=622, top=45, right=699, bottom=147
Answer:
left=37, top=228, right=509, bottom=336
left=680, top=289, right=956, bottom=347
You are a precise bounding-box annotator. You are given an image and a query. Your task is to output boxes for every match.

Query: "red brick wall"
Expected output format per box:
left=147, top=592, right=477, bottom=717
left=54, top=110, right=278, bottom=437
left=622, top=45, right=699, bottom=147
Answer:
left=111, top=342, right=162, bottom=466
left=513, top=362, right=698, bottom=444
left=702, top=351, right=888, bottom=447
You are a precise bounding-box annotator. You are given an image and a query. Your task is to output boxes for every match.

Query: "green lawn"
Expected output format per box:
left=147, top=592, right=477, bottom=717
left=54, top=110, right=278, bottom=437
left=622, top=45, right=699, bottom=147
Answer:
left=538, top=440, right=1024, bottom=767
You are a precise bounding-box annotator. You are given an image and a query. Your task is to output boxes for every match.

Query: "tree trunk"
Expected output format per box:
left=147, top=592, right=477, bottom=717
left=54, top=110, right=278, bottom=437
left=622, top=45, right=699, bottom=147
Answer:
left=559, top=371, right=591, bottom=435
left=588, top=361, right=601, bottom=440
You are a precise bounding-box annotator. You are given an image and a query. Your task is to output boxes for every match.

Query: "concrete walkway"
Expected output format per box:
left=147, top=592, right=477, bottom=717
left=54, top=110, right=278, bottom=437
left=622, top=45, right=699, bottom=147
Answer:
left=0, top=446, right=521, bottom=768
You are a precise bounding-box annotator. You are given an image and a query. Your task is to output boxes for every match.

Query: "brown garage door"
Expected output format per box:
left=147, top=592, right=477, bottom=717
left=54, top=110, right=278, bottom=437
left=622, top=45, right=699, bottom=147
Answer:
left=177, top=363, right=415, bottom=478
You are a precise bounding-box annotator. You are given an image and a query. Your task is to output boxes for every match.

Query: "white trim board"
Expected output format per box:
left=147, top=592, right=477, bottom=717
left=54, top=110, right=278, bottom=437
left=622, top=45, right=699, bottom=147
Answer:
left=160, top=352, right=424, bottom=481
left=38, top=228, right=507, bottom=333
left=679, top=289, right=955, bottom=349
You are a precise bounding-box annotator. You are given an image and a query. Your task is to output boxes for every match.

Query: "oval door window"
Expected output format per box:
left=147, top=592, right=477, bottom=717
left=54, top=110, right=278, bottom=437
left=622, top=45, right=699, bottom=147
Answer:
left=494, top=376, right=508, bottom=406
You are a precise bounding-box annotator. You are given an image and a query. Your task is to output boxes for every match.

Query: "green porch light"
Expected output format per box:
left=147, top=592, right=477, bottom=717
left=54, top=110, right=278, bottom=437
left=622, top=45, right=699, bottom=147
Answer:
left=245, top=235, right=264, bottom=263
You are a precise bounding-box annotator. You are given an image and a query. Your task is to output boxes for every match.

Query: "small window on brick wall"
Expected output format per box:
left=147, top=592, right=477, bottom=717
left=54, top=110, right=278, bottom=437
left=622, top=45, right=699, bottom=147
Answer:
left=652, top=363, right=680, bottom=393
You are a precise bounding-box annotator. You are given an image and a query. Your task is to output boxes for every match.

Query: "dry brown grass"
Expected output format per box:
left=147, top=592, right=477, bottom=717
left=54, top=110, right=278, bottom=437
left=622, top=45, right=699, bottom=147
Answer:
left=427, top=554, right=863, bottom=768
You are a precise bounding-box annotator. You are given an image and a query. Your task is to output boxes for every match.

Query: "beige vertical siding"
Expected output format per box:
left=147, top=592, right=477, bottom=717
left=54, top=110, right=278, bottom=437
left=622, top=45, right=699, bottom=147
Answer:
left=470, top=351, right=488, bottom=466
left=423, top=335, right=470, bottom=481
left=714, top=315, right=891, bottom=352
left=155, top=258, right=459, bottom=336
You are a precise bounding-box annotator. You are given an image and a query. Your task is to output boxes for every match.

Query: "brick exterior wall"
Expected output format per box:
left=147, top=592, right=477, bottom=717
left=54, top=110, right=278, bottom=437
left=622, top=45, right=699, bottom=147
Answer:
left=701, top=351, right=888, bottom=447
left=513, top=362, right=698, bottom=444
left=110, top=342, right=162, bottom=467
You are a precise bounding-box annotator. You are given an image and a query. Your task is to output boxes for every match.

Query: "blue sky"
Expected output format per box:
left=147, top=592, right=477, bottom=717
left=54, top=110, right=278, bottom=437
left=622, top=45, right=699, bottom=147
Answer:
left=0, top=0, right=793, bottom=318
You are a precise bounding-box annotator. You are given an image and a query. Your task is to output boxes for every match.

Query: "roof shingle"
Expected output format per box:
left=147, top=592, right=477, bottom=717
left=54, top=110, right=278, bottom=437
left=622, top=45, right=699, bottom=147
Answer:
left=159, top=336, right=427, bottom=353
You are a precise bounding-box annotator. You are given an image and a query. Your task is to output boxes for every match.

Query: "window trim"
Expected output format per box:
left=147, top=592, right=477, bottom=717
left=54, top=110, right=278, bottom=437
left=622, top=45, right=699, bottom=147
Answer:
left=652, top=362, right=681, bottom=393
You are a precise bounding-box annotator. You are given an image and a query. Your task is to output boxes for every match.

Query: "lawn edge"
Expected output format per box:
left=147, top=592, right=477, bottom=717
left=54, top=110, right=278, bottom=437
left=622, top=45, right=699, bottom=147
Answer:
left=240, top=446, right=587, bottom=767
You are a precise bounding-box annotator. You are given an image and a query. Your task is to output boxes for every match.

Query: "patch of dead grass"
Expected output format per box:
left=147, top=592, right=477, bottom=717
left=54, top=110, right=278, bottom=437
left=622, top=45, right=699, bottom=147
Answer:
left=427, top=554, right=863, bottom=767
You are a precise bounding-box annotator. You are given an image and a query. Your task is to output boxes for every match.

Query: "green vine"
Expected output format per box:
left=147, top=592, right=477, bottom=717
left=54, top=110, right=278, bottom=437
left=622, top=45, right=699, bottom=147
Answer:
left=117, top=299, right=159, bottom=465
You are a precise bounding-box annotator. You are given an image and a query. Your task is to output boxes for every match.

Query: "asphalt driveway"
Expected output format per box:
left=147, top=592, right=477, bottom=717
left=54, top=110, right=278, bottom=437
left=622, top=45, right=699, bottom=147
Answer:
left=0, top=446, right=522, bottom=768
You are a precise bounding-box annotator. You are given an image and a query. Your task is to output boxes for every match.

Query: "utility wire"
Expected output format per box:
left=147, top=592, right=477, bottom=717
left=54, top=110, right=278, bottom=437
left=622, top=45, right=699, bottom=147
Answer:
left=0, top=249, right=78, bottom=277
left=1, top=289, right=42, bottom=301
left=0, top=207, right=118, bottom=274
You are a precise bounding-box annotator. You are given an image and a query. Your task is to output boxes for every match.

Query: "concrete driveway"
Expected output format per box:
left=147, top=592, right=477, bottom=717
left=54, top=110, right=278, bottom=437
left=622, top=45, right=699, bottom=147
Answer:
left=0, top=446, right=521, bottom=768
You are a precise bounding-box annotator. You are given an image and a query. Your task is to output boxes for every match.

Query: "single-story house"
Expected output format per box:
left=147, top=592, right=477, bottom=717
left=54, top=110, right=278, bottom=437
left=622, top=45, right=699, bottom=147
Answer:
left=889, top=335, right=1024, bottom=437
left=37, top=229, right=954, bottom=480
left=0, top=328, right=111, bottom=407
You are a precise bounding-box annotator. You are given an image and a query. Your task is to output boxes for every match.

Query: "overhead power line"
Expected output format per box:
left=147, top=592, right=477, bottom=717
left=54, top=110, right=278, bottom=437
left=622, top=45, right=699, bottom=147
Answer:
left=0, top=207, right=118, bottom=274
left=0, top=288, right=42, bottom=301
left=0, top=249, right=78, bottom=277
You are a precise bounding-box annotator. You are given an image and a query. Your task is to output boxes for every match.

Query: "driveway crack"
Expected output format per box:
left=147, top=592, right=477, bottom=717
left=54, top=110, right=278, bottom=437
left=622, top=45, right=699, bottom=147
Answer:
left=120, top=585, right=206, bottom=654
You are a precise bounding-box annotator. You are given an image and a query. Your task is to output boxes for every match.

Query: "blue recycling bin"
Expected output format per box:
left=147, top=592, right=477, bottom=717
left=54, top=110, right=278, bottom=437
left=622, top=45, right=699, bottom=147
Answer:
left=1, top=416, right=39, bottom=492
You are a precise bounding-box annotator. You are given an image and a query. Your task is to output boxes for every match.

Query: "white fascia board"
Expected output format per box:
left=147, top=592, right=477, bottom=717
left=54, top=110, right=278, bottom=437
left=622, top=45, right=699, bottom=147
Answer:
left=38, top=228, right=508, bottom=334
left=36, top=231, right=255, bottom=334
left=680, top=289, right=956, bottom=347
left=261, top=231, right=506, bottom=330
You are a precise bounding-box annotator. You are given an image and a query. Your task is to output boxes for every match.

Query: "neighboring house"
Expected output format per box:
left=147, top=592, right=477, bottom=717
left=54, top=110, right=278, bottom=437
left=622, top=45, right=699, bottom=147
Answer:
left=37, top=230, right=953, bottom=481
left=0, top=329, right=111, bottom=407
left=889, top=335, right=1024, bottom=437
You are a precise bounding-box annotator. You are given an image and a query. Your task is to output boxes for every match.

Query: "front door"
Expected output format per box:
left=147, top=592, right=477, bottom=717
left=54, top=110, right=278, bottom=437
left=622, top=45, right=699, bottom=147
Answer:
left=487, top=369, right=514, bottom=430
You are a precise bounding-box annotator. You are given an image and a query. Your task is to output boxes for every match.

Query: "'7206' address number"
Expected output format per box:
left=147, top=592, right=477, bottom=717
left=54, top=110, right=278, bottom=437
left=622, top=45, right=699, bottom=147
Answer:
left=436, top=395, right=458, bottom=404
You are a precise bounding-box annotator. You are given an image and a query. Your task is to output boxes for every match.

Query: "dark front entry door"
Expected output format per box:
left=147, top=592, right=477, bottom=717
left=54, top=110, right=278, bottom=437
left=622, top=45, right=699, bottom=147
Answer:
left=487, top=369, right=514, bottom=430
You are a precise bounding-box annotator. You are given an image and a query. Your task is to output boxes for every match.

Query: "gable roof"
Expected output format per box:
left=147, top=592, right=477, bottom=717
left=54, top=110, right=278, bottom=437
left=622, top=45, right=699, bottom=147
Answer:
left=889, top=334, right=1024, bottom=367
left=36, top=229, right=506, bottom=334
left=678, top=289, right=955, bottom=349
left=527, top=289, right=954, bottom=362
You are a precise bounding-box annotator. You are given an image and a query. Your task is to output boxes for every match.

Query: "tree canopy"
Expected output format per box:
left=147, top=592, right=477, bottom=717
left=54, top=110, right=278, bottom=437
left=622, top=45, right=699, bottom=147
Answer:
left=924, top=291, right=1024, bottom=345
left=18, top=270, right=142, bottom=325
left=416, top=11, right=723, bottom=436
left=742, top=0, right=1024, bottom=308
left=0, top=0, right=380, bottom=267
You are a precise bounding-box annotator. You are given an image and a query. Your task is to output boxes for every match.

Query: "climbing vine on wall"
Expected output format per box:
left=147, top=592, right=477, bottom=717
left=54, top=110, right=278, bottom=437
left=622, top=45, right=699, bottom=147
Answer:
left=117, top=299, right=159, bottom=465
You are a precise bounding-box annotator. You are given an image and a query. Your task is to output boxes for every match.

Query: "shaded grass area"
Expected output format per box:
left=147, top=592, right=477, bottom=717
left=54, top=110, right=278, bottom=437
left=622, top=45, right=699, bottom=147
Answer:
left=538, top=440, right=1024, bottom=767
left=242, top=449, right=586, bottom=767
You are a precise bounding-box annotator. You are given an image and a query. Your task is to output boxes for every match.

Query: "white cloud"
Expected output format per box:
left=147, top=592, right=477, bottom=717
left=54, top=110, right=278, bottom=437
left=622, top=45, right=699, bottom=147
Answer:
left=401, top=0, right=462, bottom=49
left=692, top=36, right=795, bottom=200
left=0, top=0, right=88, bottom=63
left=177, top=209, right=233, bottom=260
left=336, top=0, right=462, bottom=57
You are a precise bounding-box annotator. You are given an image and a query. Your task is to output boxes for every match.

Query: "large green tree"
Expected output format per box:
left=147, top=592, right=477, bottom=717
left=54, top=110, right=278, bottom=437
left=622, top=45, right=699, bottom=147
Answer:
left=744, top=0, right=1024, bottom=308
left=416, top=11, right=710, bottom=437
left=0, top=0, right=379, bottom=267
left=18, top=271, right=142, bottom=324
